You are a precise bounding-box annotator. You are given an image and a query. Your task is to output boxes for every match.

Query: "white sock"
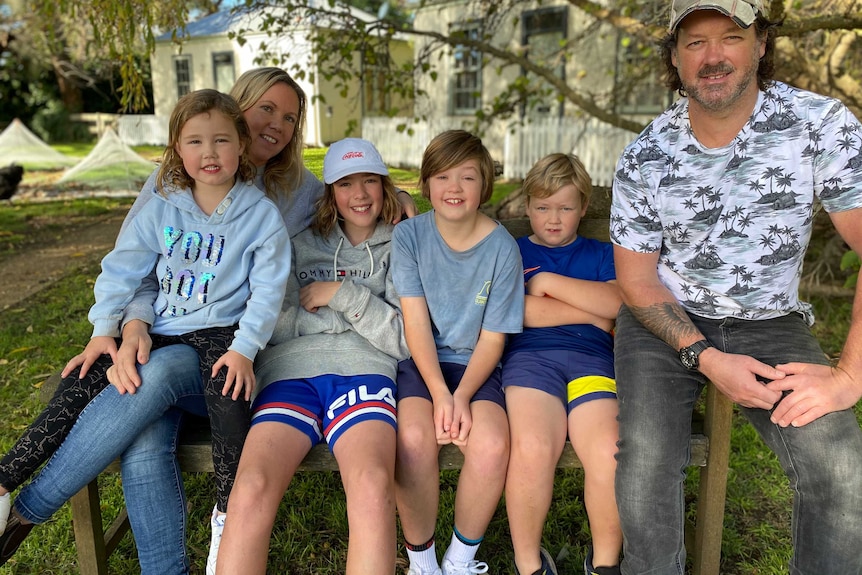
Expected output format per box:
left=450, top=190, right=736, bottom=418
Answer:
left=443, top=529, right=481, bottom=566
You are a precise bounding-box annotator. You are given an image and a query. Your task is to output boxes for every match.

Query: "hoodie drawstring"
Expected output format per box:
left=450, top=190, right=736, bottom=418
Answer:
left=331, top=235, right=375, bottom=280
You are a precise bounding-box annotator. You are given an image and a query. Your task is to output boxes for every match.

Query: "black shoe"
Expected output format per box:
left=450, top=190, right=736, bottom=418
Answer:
left=0, top=513, right=35, bottom=566
left=584, top=547, right=621, bottom=575
left=515, top=547, right=558, bottom=575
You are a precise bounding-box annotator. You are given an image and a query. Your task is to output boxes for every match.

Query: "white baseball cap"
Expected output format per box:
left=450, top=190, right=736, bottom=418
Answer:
left=669, top=0, right=764, bottom=32
left=322, top=138, right=389, bottom=184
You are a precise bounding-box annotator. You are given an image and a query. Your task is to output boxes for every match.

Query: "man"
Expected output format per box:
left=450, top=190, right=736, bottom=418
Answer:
left=610, top=0, right=862, bottom=573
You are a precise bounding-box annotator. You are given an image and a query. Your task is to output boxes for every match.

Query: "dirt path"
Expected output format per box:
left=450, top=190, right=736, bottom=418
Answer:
left=0, top=212, right=124, bottom=311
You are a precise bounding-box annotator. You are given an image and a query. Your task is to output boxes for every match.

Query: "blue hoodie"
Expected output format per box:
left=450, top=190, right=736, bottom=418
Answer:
left=89, top=180, right=290, bottom=360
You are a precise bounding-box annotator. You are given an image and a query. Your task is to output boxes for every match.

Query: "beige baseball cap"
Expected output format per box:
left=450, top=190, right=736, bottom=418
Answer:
left=669, top=0, right=764, bottom=31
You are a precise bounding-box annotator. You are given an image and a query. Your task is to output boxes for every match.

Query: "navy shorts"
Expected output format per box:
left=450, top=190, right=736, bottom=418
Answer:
left=502, top=349, right=616, bottom=412
left=396, top=358, right=506, bottom=409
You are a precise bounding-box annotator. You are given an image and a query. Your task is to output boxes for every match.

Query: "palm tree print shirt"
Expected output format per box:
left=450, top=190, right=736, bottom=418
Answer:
left=611, top=82, right=862, bottom=324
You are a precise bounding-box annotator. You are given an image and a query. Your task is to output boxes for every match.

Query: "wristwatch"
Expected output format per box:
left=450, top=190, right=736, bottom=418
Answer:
left=679, top=339, right=712, bottom=370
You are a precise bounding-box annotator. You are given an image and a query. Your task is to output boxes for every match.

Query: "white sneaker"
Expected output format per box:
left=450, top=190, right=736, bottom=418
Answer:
left=0, top=494, right=10, bottom=536
left=206, top=505, right=225, bottom=575
left=407, top=568, right=443, bottom=575
left=442, top=559, right=489, bottom=575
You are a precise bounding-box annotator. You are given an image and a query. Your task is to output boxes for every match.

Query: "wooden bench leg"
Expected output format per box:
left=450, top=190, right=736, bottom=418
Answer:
left=70, top=480, right=109, bottom=575
left=692, top=384, right=733, bottom=575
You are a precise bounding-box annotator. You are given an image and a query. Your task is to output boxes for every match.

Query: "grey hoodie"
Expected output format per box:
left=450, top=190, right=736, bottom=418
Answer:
left=255, top=222, right=409, bottom=393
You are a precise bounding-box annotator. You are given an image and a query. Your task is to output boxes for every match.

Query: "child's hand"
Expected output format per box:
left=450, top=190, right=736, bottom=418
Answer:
left=299, top=281, right=341, bottom=312
left=214, top=350, right=256, bottom=401
left=62, top=336, right=118, bottom=379
left=450, top=393, right=473, bottom=446
left=431, top=391, right=456, bottom=445
left=526, top=272, right=551, bottom=297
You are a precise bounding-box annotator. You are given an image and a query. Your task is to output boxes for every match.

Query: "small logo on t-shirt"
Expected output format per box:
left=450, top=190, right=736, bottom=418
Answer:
left=474, top=280, right=491, bottom=305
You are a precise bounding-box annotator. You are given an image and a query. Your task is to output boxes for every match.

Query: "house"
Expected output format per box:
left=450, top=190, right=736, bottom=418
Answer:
left=363, top=0, right=673, bottom=183
left=149, top=2, right=412, bottom=147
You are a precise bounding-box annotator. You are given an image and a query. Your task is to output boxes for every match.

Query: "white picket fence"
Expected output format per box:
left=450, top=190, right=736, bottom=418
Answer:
left=362, top=116, right=636, bottom=186
left=115, top=114, right=635, bottom=186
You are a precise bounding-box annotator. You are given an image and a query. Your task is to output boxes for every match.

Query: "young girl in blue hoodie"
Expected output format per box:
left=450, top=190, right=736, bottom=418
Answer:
left=0, top=89, right=289, bottom=559
left=215, top=138, right=410, bottom=575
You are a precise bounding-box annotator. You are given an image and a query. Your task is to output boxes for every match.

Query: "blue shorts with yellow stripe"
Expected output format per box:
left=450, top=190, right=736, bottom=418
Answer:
left=502, top=349, right=616, bottom=413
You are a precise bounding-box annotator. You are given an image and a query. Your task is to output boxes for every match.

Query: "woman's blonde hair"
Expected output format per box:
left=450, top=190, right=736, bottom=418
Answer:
left=229, top=67, right=308, bottom=200
left=312, top=174, right=401, bottom=238
left=419, top=130, right=495, bottom=204
left=156, top=89, right=254, bottom=194
left=522, top=153, right=592, bottom=208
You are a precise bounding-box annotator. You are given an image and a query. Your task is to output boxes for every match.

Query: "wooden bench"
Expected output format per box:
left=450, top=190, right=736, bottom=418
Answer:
left=40, top=207, right=733, bottom=575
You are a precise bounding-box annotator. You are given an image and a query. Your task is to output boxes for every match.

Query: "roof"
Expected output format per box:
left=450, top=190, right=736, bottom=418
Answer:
left=157, top=2, right=382, bottom=42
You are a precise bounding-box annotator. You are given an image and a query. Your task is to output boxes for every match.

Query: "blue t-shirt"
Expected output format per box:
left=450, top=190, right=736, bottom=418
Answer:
left=391, top=211, right=524, bottom=366
left=505, top=235, right=615, bottom=364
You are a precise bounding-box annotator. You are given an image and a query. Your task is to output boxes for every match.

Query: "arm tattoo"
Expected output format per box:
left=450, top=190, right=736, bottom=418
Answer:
left=629, top=301, right=701, bottom=350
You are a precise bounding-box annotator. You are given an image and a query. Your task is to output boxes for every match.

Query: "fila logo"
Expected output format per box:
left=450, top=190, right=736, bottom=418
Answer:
left=327, top=385, right=396, bottom=419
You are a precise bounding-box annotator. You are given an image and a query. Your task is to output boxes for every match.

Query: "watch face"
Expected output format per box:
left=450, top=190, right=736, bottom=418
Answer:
left=680, top=347, right=698, bottom=369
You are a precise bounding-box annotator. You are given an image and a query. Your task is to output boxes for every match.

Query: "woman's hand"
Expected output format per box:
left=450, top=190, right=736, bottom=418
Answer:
left=62, top=336, right=118, bottom=379
left=106, top=319, right=152, bottom=395
left=394, top=190, right=418, bottom=223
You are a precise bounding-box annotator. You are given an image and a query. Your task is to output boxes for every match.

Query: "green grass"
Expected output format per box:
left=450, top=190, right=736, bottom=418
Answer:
left=1, top=265, right=856, bottom=573
left=1, top=170, right=860, bottom=572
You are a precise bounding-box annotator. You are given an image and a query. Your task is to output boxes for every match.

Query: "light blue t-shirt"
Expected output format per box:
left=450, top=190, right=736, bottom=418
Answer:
left=391, top=211, right=524, bottom=366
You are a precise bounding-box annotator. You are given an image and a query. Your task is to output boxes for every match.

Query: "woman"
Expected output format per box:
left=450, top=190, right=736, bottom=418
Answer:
left=0, top=68, right=416, bottom=575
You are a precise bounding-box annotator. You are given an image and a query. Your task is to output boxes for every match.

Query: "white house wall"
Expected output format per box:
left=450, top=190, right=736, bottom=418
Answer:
left=412, top=0, right=623, bottom=161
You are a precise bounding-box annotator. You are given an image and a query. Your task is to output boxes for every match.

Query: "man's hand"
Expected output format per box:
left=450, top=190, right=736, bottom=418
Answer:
left=767, top=363, right=862, bottom=427
left=62, top=336, right=118, bottom=379
left=698, top=348, right=785, bottom=409
left=215, top=350, right=255, bottom=401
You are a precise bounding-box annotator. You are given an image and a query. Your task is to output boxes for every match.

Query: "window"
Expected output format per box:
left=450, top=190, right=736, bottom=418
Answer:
left=363, top=51, right=390, bottom=116
left=522, top=6, right=568, bottom=117
left=614, top=35, right=673, bottom=115
left=174, top=56, right=192, bottom=99
left=212, top=52, right=235, bottom=93
left=451, top=23, right=482, bottom=115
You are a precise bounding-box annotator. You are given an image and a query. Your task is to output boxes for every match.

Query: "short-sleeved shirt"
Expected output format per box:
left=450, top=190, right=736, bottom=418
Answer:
left=505, top=235, right=615, bottom=364
left=611, top=82, right=862, bottom=324
left=391, top=211, right=524, bottom=365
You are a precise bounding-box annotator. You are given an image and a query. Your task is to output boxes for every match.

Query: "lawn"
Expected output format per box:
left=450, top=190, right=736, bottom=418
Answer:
left=0, top=147, right=859, bottom=574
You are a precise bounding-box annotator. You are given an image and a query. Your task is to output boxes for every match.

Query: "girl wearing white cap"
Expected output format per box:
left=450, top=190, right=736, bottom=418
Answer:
left=216, top=138, right=410, bottom=575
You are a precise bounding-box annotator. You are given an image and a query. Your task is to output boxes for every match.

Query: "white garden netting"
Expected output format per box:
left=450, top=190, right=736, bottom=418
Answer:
left=0, top=119, right=78, bottom=170
left=58, top=128, right=156, bottom=192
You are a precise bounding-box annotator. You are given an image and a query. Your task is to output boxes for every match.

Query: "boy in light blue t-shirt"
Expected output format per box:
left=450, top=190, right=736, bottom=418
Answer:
left=391, top=130, right=523, bottom=575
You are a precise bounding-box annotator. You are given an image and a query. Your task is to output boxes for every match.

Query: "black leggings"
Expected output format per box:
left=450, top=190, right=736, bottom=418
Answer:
left=0, top=325, right=249, bottom=512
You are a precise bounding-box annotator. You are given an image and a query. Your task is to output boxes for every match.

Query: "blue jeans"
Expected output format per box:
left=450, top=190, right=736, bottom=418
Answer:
left=14, top=344, right=205, bottom=575
left=614, top=307, right=862, bottom=575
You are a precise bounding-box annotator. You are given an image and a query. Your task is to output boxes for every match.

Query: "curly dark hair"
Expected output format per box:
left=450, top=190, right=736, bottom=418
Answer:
left=660, top=14, right=781, bottom=96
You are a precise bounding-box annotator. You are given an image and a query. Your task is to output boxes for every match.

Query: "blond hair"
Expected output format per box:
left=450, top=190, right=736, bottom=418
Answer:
left=156, top=89, right=254, bottom=194
left=229, top=67, right=308, bottom=200
left=522, top=153, right=592, bottom=208
left=419, top=130, right=495, bottom=204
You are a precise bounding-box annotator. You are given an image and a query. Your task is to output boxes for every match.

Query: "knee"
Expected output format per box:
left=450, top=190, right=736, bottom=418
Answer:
left=468, top=430, right=510, bottom=472
left=229, top=467, right=275, bottom=514
left=510, top=430, right=558, bottom=467
left=347, top=464, right=395, bottom=508
left=397, top=422, right=436, bottom=469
